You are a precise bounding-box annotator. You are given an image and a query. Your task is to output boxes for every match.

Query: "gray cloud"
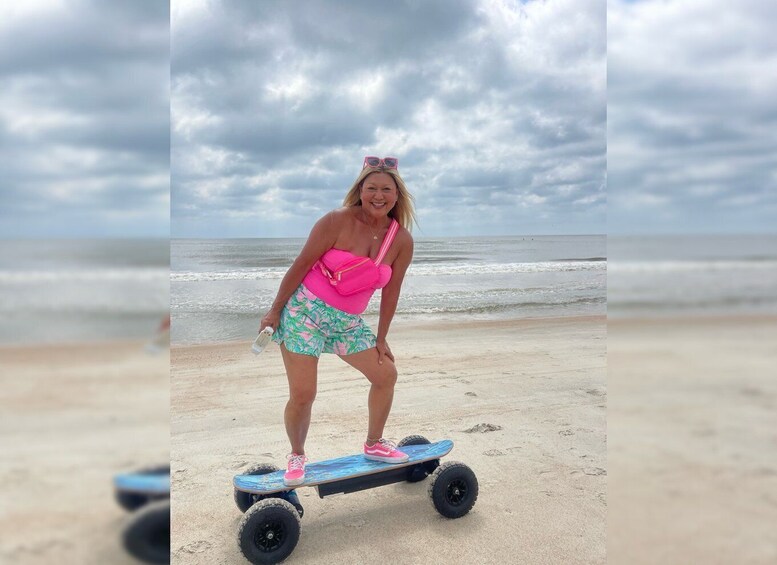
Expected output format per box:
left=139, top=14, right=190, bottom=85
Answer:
left=608, top=0, right=777, bottom=234
left=172, top=0, right=606, bottom=237
left=0, top=0, right=169, bottom=238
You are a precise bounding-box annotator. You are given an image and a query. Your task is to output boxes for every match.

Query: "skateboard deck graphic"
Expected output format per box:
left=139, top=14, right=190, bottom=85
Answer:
left=234, top=439, right=453, bottom=495
left=114, top=472, right=170, bottom=495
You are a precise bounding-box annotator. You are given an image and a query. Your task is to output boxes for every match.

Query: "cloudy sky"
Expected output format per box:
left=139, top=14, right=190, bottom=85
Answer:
left=172, top=0, right=607, bottom=238
left=608, top=0, right=777, bottom=234
left=5, top=1, right=768, bottom=239
left=0, top=0, right=169, bottom=238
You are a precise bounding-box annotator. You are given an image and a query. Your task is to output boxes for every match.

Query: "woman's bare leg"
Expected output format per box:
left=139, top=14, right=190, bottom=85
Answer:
left=338, top=348, right=398, bottom=442
left=280, top=344, right=319, bottom=455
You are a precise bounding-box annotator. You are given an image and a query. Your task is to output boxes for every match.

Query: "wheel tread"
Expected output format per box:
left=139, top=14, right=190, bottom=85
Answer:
left=122, top=499, right=170, bottom=565
left=428, top=461, right=479, bottom=519
left=238, top=498, right=301, bottom=564
left=234, top=463, right=281, bottom=513
left=397, top=434, right=430, bottom=447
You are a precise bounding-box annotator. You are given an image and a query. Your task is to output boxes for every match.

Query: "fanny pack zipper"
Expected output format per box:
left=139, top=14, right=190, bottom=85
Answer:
left=316, top=258, right=373, bottom=286
left=334, top=258, right=371, bottom=280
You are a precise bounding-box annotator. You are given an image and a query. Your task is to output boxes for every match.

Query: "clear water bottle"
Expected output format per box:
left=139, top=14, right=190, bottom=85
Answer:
left=251, top=327, right=274, bottom=355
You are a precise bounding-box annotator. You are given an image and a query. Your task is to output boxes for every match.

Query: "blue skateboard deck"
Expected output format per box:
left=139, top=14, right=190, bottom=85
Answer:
left=114, top=472, right=170, bottom=495
left=234, top=440, right=453, bottom=495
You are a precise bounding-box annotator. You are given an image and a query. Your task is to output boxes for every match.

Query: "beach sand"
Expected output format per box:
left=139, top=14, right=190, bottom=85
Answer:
left=0, top=341, right=169, bottom=565
left=608, top=316, right=777, bottom=564
left=171, top=316, right=606, bottom=565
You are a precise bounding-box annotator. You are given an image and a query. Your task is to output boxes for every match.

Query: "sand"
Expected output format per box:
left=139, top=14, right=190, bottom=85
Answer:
left=608, top=316, right=777, bottom=564
left=0, top=341, right=169, bottom=565
left=171, top=316, right=607, bottom=564
left=6, top=314, right=772, bottom=564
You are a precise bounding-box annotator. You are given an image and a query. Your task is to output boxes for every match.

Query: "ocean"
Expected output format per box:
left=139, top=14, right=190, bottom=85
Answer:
left=0, top=239, right=169, bottom=344
left=5, top=234, right=769, bottom=346
left=171, top=235, right=607, bottom=344
left=608, top=234, right=777, bottom=317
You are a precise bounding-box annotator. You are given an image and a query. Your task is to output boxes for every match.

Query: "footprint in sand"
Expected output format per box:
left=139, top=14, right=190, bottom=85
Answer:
left=583, top=467, right=606, bottom=476
left=177, top=540, right=212, bottom=554
left=345, top=518, right=366, bottom=528
left=464, top=423, right=503, bottom=433
left=465, top=392, right=478, bottom=397
left=559, top=429, right=574, bottom=436
left=483, top=449, right=505, bottom=457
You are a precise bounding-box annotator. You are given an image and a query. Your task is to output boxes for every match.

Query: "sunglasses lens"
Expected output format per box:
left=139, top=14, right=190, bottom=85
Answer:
left=383, top=158, right=397, bottom=168
left=365, top=157, right=381, bottom=167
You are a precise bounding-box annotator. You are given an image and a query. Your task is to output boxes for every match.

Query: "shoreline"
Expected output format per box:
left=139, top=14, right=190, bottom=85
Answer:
left=170, top=314, right=608, bottom=349
left=608, top=312, right=777, bottom=325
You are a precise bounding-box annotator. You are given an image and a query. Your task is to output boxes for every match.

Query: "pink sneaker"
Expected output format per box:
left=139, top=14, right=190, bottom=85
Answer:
left=363, top=439, right=409, bottom=463
left=284, top=453, right=307, bottom=486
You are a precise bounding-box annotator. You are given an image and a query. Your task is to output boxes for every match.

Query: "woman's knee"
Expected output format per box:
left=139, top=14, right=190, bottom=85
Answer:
left=372, top=361, right=397, bottom=388
left=288, top=385, right=316, bottom=406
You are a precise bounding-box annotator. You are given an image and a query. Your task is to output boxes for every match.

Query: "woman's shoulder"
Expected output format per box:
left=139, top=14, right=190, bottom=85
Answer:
left=328, top=206, right=360, bottom=223
left=332, top=206, right=355, bottom=216
left=393, top=222, right=413, bottom=248
left=317, top=207, right=355, bottom=229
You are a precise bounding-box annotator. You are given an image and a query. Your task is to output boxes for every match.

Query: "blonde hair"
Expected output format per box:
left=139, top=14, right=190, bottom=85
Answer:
left=342, top=167, right=418, bottom=231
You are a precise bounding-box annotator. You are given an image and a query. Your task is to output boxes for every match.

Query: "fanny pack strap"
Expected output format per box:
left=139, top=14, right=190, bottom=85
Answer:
left=315, top=260, right=332, bottom=279
left=374, top=219, right=400, bottom=265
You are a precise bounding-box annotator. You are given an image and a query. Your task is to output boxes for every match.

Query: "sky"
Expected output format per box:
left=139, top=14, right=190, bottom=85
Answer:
left=608, top=0, right=777, bottom=234
left=3, top=1, right=773, bottom=239
left=171, top=0, right=607, bottom=238
left=0, top=0, right=169, bottom=238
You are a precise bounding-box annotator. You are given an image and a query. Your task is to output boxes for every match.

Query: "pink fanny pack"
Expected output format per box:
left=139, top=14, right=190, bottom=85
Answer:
left=315, top=219, right=399, bottom=296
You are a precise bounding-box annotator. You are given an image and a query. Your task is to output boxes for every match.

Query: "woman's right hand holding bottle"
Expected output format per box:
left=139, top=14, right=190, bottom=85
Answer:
left=259, top=308, right=280, bottom=334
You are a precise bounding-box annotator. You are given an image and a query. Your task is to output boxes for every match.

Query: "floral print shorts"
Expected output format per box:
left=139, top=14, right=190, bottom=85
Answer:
left=272, top=284, right=377, bottom=357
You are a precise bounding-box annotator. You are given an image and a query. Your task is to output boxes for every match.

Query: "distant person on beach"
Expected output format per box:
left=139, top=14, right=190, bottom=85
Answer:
left=145, top=314, right=170, bottom=354
left=259, top=156, right=416, bottom=486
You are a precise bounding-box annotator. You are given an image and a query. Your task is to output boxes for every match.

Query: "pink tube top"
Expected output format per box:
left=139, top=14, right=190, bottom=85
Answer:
left=302, top=248, right=393, bottom=314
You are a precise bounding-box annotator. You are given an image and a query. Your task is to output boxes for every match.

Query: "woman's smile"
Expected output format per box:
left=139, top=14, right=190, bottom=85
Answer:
left=360, top=172, right=397, bottom=215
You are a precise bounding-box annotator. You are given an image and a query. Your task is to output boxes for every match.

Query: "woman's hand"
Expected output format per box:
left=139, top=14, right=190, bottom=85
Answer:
left=376, top=339, right=394, bottom=365
left=259, top=309, right=281, bottom=333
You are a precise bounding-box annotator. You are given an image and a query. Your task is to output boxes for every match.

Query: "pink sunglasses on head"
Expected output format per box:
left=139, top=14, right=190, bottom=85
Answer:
left=363, top=156, right=398, bottom=170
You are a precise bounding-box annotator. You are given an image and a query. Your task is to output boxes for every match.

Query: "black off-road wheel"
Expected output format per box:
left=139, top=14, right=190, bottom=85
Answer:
left=234, top=463, right=280, bottom=513
left=122, top=499, right=170, bottom=564
left=238, top=498, right=301, bottom=565
left=398, top=435, right=439, bottom=482
left=115, top=465, right=170, bottom=512
left=398, top=435, right=430, bottom=447
left=428, top=461, right=479, bottom=519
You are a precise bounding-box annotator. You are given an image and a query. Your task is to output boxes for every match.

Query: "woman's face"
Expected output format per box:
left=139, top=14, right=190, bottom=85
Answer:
left=360, top=172, right=398, bottom=218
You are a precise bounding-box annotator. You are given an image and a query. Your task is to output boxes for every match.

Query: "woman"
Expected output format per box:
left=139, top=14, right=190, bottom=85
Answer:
left=259, top=156, right=416, bottom=486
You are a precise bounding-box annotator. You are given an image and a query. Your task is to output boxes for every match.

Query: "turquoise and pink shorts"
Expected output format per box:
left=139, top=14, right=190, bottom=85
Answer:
left=271, top=284, right=377, bottom=357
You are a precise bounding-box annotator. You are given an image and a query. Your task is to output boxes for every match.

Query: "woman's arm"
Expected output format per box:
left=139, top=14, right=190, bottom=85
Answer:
left=375, top=232, right=414, bottom=362
left=259, top=211, right=340, bottom=331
